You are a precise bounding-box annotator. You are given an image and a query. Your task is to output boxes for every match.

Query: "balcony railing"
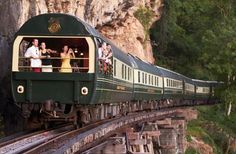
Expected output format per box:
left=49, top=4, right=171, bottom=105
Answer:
left=18, top=57, right=89, bottom=73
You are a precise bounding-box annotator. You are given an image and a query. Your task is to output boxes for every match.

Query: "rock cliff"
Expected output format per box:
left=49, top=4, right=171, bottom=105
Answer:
left=0, top=0, right=163, bottom=68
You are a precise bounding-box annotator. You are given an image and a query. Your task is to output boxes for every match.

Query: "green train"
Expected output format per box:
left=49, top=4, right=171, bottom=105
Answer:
left=11, top=14, right=220, bottom=128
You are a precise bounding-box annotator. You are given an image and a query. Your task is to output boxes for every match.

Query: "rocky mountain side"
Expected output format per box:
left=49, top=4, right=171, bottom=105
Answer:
left=0, top=0, right=163, bottom=74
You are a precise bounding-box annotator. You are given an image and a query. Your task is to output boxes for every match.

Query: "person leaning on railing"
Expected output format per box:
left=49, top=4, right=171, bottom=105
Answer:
left=98, top=42, right=107, bottom=73
left=105, top=44, right=113, bottom=74
left=40, top=42, right=57, bottom=72
left=24, top=39, right=42, bottom=72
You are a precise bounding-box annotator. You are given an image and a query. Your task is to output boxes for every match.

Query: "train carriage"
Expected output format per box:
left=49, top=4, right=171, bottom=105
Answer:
left=130, top=56, right=163, bottom=101
left=95, top=43, right=134, bottom=104
left=192, top=79, right=211, bottom=104
left=12, top=14, right=98, bottom=107
left=156, top=66, right=184, bottom=99
left=182, top=76, right=195, bottom=100
left=11, top=13, right=137, bottom=125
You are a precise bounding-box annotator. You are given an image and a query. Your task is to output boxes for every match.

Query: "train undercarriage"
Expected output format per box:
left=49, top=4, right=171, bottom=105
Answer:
left=17, top=98, right=213, bottom=130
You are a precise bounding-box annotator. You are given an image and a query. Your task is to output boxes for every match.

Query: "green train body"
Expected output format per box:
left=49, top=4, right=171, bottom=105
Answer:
left=11, top=14, right=220, bottom=117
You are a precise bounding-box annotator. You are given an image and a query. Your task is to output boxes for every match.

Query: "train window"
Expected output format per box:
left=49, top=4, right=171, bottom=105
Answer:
left=125, top=65, right=127, bottom=80
left=157, top=77, right=159, bottom=86
left=128, top=67, right=130, bottom=80
left=114, top=59, right=116, bottom=76
left=122, top=64, right=124, bottom=79
left=151, top=76, right=153, bottom=85
left=142, top=72, right=144, bottom=84
left=130, top=69, right=132, bottom=81
left=145, top=74, right=147, bottom=84
left=154, top=76, right=156, bottom=86
left=138, top=71, right=140, bottom=83
left=148, top=75, right=150, bottom=85
left=15, top=37, right=91, bottom=73
left=128, top=67, right=131, bottom=81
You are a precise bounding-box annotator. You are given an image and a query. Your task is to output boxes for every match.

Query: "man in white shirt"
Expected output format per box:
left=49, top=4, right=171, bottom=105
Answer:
left=98, top=42, right=107, bottom=73
left=24, top=39, right=42, bottom=72
left=98, top=42, right=106, bottom=59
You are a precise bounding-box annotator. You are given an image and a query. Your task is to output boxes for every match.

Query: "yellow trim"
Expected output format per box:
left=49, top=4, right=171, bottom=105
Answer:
left=97, top=77, right=133, bottom=88
left=96, top=88, right=132, bottom=93
left=134, top=84, right=163, bottom=91
left=134, top=91, right=162, bottom=94
left=12, top=37, right=22, bottom=71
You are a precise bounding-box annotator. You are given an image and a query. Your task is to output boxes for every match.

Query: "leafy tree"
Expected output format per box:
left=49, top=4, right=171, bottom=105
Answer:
left=151, top=0, right=236, bottom=114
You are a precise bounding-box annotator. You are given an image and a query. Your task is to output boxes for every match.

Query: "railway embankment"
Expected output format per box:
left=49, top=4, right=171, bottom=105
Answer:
left=186, top=105, right=236, bottom=154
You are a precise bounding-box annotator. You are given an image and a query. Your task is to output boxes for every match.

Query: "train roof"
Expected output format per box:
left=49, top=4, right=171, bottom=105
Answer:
left=112, top=45, right=133, bottom=66
left=16, top=13, right=101, bottom=36
left=128, top=55, right=162, bottom=75
left=155, top=65, right=183, bottom=80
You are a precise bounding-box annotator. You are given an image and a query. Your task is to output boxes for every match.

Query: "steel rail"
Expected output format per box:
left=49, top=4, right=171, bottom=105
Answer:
left=24, top=109, right=181, bottom=154
left=0, top=125, right=73, bottom=154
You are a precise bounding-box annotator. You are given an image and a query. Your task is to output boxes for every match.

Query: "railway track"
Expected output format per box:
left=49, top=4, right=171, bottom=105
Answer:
left=0, top=125, right=74, bottom=154
left=22, top=108, right=182, bottom=154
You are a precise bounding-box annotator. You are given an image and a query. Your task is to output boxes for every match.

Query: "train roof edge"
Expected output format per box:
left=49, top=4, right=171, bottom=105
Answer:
left=16, top=13, right=98, bottom=36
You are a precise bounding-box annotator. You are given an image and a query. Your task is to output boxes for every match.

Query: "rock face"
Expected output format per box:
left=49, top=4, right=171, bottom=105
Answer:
left=187, top=137, right=214, bottom=154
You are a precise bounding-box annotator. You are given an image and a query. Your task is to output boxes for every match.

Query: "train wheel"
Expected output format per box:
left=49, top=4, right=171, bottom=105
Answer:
left=44, top=122, right=49, bottom=129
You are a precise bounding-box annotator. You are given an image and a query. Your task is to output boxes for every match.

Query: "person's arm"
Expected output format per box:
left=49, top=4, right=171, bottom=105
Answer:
left=72, top=51, right=75, bottom=58
left=68, top=49, right=75, bottom=58
left=47, top=49, right=57, bottom=53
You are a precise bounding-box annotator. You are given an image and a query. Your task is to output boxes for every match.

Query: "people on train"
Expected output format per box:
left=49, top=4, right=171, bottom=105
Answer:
left=98, top=42, right=107, bottom=59
left=98, top=42, right=113, bottom=74
left=24, top=39, right=41, bottom=72
left=98, top=42, right=107, bottom=72
left=40, top=42, right=56, bottom=72
left=105, top=44, right=113, bottom=65
left=105, top=44, right=113, bottom=74
left=60, top=45, right=75, bottom=73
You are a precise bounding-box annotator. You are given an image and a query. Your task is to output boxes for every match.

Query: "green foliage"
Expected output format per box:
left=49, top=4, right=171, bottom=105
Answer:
left=151, top=0, right=236, bottom=110
left=134, top=6, right=154, bottom=37
left=187, top=124, right=215, bottom=148
left=150, top=1, right=236, bottom=151
left=185, top=147, right=200, bottom=154
left=186, top=134, right=192, bottom=142
left=186, top=105, right=236, bottom=153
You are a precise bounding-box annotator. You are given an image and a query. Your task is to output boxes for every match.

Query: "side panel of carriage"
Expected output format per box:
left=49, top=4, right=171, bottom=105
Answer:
left=183, top=77, right=195, bottom=100
left=157, top=66, right=184, bottom=100
left=192, top=79, right=211, bottom=104
left=94, top=41, right=134, bottom=104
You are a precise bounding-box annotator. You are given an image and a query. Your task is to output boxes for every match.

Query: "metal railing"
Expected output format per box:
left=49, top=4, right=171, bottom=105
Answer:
left=18, top=57, right=89, bottom=73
